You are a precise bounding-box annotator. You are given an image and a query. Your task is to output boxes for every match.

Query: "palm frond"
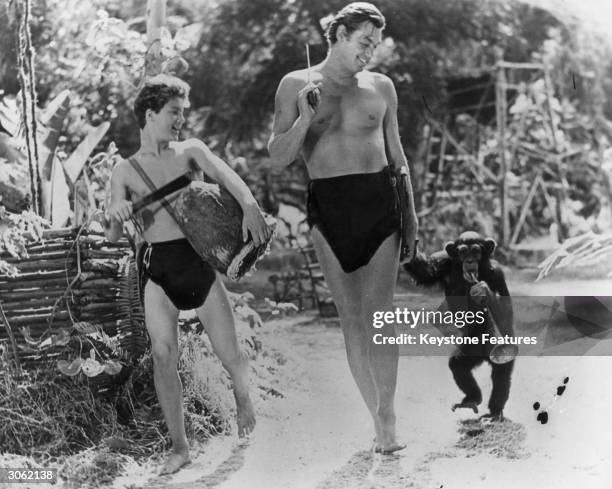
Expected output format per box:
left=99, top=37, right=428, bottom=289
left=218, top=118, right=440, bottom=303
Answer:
left=116, top=257, right=148, bottom=363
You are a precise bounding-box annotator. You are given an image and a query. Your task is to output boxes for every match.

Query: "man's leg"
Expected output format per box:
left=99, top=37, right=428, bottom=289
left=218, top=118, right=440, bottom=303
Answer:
left=311, top=227, right=381, bottom=437
left=144, top=281, right=190, bottom=474
left=195, top=275, right=256, bottom=437
left=358, top=232, right=404, bottom=453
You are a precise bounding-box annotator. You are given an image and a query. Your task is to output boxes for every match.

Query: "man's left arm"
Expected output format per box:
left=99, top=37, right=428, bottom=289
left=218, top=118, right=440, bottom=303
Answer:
left=185, top=139, right=270, bottom=245
left=380, top=75, right=419, bottom=249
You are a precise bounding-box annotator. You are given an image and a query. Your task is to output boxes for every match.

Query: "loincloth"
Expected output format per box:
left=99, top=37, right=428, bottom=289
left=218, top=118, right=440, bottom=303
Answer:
left=137, top=238, right=216, bottom=310
left=307, top=168, right=400, bottom=273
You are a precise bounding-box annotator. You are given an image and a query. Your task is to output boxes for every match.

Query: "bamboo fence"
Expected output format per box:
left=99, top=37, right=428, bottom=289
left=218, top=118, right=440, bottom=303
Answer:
left=0, top=228, right=141, bottom=372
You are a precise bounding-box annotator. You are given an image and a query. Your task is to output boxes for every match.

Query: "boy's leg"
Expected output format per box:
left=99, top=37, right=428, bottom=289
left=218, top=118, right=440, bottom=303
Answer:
left=196, top=275, right=256, bottom=437
left=144, top=280, right=190, bottom=474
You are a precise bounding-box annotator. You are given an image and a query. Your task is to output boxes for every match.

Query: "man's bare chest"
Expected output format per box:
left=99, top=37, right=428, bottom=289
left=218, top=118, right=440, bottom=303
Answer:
left=309, top=82, right=386, bottom=134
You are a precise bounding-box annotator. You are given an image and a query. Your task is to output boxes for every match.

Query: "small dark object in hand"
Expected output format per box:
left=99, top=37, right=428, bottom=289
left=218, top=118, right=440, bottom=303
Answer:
left=307, top=88, right=320, bottom=108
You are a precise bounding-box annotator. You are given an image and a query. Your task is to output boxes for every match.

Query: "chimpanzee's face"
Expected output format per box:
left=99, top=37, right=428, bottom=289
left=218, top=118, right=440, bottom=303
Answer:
left=445, top=232, right=496, bottom=284
left=457, top=243, right=482, bottom=282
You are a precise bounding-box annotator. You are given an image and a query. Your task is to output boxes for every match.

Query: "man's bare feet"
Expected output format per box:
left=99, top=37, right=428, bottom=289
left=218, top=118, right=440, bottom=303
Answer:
left=373, top=411, right=405, bottom=455
left=235, top=392, right=256, bottom=437
left=159, top=449, right=191, bottom=475
left=373, top=442, right=407, bottom=455
left=372, top=434, right=407, bottom=455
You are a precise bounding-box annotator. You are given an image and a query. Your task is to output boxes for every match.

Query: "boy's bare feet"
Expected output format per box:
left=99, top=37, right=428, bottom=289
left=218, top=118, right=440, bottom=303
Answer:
left=159, top=449, right=191, bottom=475
left=235, top=391, right=256, bottom=437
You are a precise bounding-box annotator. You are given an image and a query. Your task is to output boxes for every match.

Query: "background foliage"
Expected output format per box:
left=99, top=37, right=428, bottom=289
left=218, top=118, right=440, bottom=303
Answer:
left=1, top=0, right=611, bottom=248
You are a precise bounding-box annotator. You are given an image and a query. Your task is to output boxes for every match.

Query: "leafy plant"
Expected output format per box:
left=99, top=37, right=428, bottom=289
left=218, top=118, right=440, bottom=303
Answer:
left=0, top=203, right=47, bottom=276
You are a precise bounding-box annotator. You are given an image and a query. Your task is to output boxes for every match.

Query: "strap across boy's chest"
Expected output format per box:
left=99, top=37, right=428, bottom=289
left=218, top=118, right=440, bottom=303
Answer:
left=128, top=157, right=192, bottom=219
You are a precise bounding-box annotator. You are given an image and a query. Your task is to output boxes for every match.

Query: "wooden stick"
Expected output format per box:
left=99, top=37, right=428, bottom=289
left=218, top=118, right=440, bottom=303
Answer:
left=1, top=298, right=67, bottom=311
left=84, top=249, right=131, bottom=259
left=0, top=302, right=23, bottom=376
left=9, top=258, right=77, bottom=272
left=1, top=297, right=118, bottom=313
left=3, top=321, right=118, bottom=336
left=40, top=228, right=78, bottom=239
left=427, top=118, right=497, bottom=182
left=539, top=180, right=563, bottom=237
left=0, top=278, right=88, bottom=297
left=13, top=242, right=74, bottom=254
left=0, top=278, right=76, bottom=291
left=3, top=311, right=69, bottom=326
left=496, top=61, right=544, bottom=70
left=496, top=64, right=510, bottom=246
left=1, top=251, right=75, bottom=263
left=79, top=278, right=122, bottom=289
left=306, top=43, right=311, bottom=83
left=543, top=68, right=559, bottom=152
left=0, top=274, right=119, bottom=291
left=419, top=123, right=433, bottom=210
left=0, top=289, right=65, bottom=301
left=79, top=303, right=119, bottom=313
left=509, top=174, right=541, bottom=246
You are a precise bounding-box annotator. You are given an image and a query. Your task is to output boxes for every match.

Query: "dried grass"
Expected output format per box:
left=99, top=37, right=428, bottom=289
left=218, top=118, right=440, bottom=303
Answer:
left=455, top=418, right=528, bottom=459
left=0, top=331, right=239, bottom=460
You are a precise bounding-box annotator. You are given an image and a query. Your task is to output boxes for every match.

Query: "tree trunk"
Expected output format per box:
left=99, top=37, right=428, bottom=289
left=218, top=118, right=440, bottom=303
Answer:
left=144, top=0, right=167, bottom=78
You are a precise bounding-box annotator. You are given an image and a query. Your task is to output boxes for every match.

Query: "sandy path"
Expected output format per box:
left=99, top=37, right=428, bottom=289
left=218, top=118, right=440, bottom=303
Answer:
left=129, top=302, right=612, bottom=489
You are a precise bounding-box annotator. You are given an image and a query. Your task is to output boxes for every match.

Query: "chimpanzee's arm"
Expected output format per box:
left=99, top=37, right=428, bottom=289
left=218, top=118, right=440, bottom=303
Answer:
left=403, top=250, right=451, bottom=287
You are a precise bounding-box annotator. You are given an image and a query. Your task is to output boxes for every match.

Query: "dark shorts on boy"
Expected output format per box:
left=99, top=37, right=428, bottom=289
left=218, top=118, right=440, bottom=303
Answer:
left=137, top=238, right=216, bottom=310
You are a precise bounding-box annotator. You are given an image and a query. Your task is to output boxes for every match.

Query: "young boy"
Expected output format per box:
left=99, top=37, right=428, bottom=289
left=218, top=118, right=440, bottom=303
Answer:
left=105, top=74, right=271, bottom=474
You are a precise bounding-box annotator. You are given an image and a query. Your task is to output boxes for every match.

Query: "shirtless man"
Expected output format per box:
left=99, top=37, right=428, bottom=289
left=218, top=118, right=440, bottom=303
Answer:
left=268, top=2, right=418, bottom=454
left=105, top=75, right=270, bottom=474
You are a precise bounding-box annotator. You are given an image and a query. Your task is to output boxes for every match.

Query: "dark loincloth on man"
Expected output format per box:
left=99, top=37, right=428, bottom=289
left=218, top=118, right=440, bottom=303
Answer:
left=307, top=168, right=400, bottom=273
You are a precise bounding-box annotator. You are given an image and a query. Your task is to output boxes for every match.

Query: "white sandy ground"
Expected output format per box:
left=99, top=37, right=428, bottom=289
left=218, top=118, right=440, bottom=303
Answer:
left=3, top=279, right=611, bottom=489
left=126, top=334, right=612, bottom=489
left=115, top=287, right=612, bottom=489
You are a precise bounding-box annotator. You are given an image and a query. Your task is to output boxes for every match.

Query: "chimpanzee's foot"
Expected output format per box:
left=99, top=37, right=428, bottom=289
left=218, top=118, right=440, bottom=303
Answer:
left=480, top=411, right=504, bottom=422
left=452, top=400, right=479, bottom=414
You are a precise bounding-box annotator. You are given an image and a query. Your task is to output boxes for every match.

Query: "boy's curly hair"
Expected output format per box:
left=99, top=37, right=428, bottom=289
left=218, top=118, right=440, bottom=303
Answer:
left=133, top=74, right=190, bottom=129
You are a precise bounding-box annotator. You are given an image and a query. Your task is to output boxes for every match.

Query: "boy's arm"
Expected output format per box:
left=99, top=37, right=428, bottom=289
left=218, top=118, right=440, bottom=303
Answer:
left=104, top=162, right=132, bottom=242
left=185, top=140, right=271, bottom=245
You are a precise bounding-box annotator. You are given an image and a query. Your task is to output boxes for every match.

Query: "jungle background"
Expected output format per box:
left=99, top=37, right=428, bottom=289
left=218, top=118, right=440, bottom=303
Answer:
left=1, top=0, right=612, bottom=250
left=1, top=0, right=612, bottom=488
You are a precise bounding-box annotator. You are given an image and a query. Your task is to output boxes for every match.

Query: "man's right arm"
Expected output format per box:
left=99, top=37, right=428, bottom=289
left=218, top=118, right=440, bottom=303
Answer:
left=104, top=162, right=132, bottom=242
left=267, top=74, right=318, bottom=168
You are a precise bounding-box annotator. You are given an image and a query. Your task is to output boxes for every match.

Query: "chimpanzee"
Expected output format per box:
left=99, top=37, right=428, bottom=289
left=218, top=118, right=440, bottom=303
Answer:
left=404, top=231, right=514, bottom=421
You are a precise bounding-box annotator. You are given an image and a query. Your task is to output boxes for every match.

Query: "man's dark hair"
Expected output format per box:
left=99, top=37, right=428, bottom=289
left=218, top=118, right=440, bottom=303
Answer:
left=326, top=2, right=385, bottom=45
left=133, top=74, right=190, bottom=129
